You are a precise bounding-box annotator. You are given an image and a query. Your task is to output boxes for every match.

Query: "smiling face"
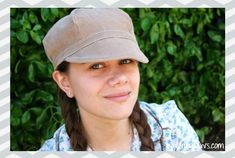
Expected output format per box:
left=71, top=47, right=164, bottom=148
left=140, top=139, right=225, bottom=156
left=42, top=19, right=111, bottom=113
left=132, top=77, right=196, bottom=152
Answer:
left=62, top=59, right=140, bottom=121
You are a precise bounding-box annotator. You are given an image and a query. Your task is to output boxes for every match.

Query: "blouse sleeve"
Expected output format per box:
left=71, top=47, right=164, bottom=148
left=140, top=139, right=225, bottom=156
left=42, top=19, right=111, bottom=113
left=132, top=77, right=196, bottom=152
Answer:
left=168, top=101, right=202, bottom=151
left=38, top=124, right=70, bottom=151
left=39, top=137, right=57, bottom=151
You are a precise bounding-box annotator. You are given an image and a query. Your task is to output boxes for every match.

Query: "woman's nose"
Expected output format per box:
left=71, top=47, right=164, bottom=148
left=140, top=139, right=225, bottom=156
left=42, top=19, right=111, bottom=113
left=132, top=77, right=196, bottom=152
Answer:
left=107, top=70, right=128, bottom=87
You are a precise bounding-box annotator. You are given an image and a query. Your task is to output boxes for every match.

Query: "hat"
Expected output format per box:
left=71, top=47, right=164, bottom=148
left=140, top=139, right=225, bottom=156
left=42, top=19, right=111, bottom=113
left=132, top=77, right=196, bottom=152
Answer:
left=43, top=8, right=149, bottom=69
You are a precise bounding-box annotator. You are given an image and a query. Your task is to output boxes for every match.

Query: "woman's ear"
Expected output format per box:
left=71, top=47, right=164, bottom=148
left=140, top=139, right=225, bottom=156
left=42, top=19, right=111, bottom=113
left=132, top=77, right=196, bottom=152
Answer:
left=52, top=70, right=74, bottom=98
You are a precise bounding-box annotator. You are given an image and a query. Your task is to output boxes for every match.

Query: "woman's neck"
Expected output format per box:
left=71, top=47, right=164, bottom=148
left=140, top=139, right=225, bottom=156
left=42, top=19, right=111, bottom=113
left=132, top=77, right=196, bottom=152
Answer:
left=80, top=114, right=133, bottom=151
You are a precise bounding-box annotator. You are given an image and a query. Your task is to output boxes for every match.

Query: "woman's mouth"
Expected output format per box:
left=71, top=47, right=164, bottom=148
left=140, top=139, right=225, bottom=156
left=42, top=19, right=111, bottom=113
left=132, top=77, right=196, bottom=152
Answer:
left=103, top=91, right=131, bottom=102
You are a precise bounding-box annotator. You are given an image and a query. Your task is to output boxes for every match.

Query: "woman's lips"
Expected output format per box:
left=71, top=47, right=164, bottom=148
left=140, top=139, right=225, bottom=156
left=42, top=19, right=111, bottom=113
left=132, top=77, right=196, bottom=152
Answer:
left=103, top=91, right=131, bottom=102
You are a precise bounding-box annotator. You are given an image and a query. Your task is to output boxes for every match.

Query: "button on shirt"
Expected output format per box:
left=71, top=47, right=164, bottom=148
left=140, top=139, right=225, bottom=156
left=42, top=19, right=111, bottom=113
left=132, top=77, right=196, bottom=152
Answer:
left=39, top=100, right=202, bottom=151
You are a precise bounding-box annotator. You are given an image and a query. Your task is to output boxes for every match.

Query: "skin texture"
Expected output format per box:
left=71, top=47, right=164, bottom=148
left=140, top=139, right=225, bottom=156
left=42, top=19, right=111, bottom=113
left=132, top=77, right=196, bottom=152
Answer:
left=52, top=59, right=140, bottom=150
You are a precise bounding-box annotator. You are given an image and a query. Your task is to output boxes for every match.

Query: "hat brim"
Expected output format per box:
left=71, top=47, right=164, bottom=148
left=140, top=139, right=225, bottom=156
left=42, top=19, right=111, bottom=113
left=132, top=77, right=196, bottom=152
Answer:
left=64, top=37, right=149, bottom=64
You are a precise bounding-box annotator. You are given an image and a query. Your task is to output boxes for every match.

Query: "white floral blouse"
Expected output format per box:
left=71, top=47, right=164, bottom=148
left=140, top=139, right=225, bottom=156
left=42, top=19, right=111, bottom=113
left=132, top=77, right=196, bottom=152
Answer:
left=39, top=100, right=202, bottom=151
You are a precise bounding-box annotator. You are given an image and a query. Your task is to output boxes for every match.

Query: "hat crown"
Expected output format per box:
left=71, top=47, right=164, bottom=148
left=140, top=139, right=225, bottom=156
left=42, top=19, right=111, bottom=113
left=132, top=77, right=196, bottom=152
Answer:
left=71, top=9, right=132, bottom=37
left=43, top=8, right=135, bottom=66
left=43, top=8, right=148, bottom=68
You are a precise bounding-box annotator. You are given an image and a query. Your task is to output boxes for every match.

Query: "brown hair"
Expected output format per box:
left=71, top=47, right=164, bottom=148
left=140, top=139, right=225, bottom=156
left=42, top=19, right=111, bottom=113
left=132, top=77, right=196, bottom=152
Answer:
left=56, top=61, right=160, bottom=151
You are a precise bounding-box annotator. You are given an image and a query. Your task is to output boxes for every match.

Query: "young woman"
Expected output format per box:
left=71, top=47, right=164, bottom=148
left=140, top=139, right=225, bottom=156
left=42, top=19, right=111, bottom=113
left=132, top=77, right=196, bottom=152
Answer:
left=39, top=8, right=202, bottom=151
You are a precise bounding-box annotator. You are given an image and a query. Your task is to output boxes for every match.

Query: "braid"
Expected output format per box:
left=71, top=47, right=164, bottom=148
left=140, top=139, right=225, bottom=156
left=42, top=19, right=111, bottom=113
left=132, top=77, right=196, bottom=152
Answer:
left=130, top=101, right=155, bottom=151
left=57, top=61, right=87, bottom=150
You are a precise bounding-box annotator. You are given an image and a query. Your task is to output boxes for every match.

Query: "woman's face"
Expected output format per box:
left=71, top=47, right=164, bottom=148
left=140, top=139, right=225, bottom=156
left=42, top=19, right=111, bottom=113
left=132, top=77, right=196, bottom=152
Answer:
left=67, top=59, right=140, bottom=121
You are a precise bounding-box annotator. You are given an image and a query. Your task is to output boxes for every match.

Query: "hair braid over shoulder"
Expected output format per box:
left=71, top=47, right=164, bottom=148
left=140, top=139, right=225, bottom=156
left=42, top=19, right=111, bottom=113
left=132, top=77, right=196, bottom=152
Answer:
left=130, top=102, right=155, bottom=151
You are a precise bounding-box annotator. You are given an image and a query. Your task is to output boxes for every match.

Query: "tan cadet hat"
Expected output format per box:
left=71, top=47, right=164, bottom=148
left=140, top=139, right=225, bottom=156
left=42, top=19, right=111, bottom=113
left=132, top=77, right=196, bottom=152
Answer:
left=43, top=8, right=149, bottom=69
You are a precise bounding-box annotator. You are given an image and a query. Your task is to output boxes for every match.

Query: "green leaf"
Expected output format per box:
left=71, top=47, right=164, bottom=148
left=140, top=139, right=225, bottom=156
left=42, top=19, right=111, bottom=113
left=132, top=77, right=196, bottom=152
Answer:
left=30, top=31, right=41, bottom=45
left=16, top=31, right=29, bottom=43
left=168, top=87, right=177, bottom=97
left=46, top=122, right=58, bottom=138
left=148, top=81, right=157, bottom=91
left=196, top=129, right=204, bottom=142
left=197, top=63, right=204, bottom=71
left=33, top=24, right=42, bottom=31
left=29, top=11, right=38, bottom=24
left=166, top=41, right=177, bottom=56
left=30, top=107, right=42, bottom=116
left=147, top=67, right=154, bottom=78
left=207, top=30, right=222, bottom=42
left=159, top=22, right=166, bottom=42
left=22, top=19, right=31, bottom=30
left=219, top=75, right=225, bottom=87
left=140, top=18, right=151, bottom=32
left=33, top=61, right=48, bottom=75
left=178, top=71, right=187, bottom=83
left=27, top=52, right=41, bottom=61
left=21, top=90, right=36, bottom=104
left=193, top=46, right=203, bottom=61
left=139, top=9, right=146, bottom=18
left=41, top=8, right=50, bottom=22
left=212, top=109, right=224, bottom=122
left=51, top=8, right=59, bottom=17
left=36, top=90, right=54, bottom=102
left=180, top=18, right=193, bottom=27
left=14, top=60, right=22, bottom=73
left=197, top=21, right=203, bottom=34
left=161, top=91, right=170, bottom=103
left=36, top=108, right=48, bottom=125
left=21, top=111, right=31, bottom=125
left=22, top=11, right=29, bottom=21
left=174, top=24, right=184, bottom=38
left=150, top=23, right=159, bottom=44
left=11, top=117, right=21, bottom=127
left=28, top=63, right=35, bottom=82
left=19, top=48, right=27, bottom=57
left=196, top=127, right=211, bottom=142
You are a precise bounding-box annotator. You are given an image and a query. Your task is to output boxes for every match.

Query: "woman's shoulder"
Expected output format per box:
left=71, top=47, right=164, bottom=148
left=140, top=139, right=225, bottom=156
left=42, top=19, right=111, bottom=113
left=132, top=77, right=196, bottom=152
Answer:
left=139, top=100, right=179, bottom=127
left=139, top=100, right=196, bottom=131
left=139, top=100, right=177, bottom=112
left=139, top=100, right=202, bottom=151
left=39, top=124, right=73, bottom=151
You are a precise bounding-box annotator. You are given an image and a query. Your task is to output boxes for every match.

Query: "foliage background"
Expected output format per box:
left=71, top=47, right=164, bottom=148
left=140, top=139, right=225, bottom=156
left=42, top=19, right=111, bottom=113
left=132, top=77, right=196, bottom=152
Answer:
left=10, top=8, right=225, bottom=151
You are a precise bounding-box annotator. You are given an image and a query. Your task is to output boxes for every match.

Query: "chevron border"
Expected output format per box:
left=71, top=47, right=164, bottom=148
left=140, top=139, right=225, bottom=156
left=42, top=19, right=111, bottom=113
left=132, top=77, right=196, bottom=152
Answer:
left=1, top=0, right=233, bottom=157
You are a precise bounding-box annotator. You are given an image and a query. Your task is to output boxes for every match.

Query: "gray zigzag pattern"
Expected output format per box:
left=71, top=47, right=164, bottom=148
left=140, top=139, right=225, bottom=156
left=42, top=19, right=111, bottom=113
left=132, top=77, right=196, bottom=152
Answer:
left=0, top=0, right=234, bottom=157
left=0, top=0, right=232, bottom=8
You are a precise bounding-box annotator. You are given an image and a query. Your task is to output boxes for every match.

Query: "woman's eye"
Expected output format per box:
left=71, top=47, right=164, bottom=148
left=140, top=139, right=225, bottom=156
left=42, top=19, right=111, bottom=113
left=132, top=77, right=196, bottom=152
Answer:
left=120, top=59, right=133, bottom=64
left=90, top=63, right=104, bottom=69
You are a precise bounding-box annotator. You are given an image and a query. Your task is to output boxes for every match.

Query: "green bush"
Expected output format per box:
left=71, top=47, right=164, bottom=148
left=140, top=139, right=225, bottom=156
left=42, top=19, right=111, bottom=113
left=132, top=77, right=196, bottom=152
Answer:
left=10, top=8, right=225, bottom=151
